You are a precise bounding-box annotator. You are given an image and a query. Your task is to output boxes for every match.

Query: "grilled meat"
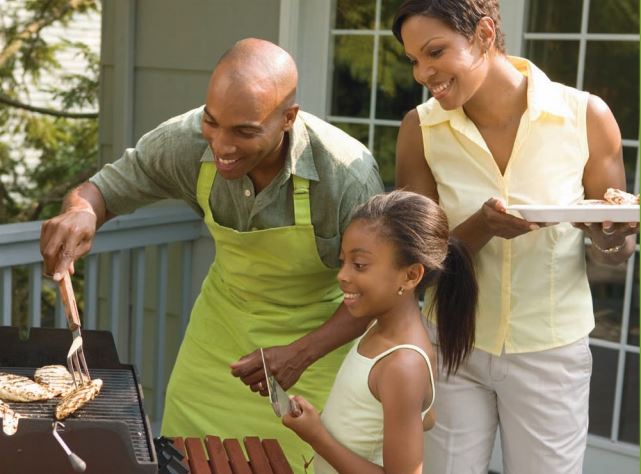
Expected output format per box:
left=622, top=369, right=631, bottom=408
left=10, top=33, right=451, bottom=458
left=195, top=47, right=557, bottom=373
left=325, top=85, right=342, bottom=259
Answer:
left=0, top=400, right=20, bottom=436
left=55, top=378, right=103, bottom=420
left=34, top=365, right=78, bottom=397
left=604, top=188, right=640, bottom=205
left=0, top=372, right=55, bottom=402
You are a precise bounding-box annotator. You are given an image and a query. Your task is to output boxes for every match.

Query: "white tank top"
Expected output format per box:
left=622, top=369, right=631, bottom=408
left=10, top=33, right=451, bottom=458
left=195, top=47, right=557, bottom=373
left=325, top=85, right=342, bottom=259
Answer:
left=314, top=332, right=435, bottom=473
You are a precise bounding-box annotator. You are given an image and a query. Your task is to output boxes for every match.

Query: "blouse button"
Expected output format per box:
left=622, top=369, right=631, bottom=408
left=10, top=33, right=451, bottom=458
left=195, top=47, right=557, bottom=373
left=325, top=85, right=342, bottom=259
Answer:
left=244, top=189, right=251, bottom=197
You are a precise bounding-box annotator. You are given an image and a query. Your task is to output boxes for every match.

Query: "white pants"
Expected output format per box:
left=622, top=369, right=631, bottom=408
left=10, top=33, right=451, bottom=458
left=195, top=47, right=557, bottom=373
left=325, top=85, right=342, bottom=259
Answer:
left=424, top=335, right=592, bottom=474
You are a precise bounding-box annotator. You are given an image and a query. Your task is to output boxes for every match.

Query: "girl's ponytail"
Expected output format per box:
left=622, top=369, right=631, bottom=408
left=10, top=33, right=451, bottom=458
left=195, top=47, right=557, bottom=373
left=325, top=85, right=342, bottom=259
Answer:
left=434, top=237, right=478, bottom=375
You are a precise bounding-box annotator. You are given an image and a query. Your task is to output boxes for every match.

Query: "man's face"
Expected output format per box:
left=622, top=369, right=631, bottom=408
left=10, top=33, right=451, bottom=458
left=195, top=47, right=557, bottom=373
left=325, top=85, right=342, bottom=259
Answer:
left=201, top=71, right=289, bottom=182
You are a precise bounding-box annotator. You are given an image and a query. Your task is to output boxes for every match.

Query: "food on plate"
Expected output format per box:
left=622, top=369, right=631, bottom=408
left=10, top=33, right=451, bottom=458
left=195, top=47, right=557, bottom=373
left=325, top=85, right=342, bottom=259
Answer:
left=0, top=400, right=20, bottom=436
left=55, top=378, right=103, bottom=420
left=34, top=364, right=78, bottom=397
left=603, top=188, right=640, bottom=205
left=0, top=372, right=55, bottom=402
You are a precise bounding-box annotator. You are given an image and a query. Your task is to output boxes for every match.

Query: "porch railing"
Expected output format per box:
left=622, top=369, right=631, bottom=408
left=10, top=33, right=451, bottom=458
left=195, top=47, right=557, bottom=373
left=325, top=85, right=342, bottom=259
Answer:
left=0, top=201, right=209, bottom=427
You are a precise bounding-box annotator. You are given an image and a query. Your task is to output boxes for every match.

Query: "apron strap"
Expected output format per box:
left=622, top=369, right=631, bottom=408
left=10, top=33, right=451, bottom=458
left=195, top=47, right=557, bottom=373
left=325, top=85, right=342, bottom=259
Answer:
left=197, top=163, right=312, bottom=227
left=292, top=175, right=311, bottom=226
left=197, top=162, right=216, bottom=227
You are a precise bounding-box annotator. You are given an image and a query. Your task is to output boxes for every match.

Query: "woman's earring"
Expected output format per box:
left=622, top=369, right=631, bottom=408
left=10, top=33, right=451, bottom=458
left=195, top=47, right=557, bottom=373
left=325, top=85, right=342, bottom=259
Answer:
left=397, top=287, right=405, bottom=296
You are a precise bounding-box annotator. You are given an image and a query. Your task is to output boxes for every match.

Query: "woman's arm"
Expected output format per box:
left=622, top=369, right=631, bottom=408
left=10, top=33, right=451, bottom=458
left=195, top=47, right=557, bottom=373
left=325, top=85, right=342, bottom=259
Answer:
left=395, top=110, right=533, bottom=255
left=577, top=94, right=638, bottom=265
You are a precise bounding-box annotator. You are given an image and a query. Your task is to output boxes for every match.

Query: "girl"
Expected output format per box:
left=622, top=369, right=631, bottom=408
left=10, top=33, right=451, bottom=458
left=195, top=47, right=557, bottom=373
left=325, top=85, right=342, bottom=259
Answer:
left=392, top=1, right=637, bottom=473
left=283, top=190, right=478, bottom=474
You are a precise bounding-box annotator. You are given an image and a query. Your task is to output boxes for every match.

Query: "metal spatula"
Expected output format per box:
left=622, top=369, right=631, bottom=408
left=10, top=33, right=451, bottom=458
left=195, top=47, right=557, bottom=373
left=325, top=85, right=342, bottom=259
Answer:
left=260, top=348, right=295, bottom=417
left=58, top=272, right=90, bottom=388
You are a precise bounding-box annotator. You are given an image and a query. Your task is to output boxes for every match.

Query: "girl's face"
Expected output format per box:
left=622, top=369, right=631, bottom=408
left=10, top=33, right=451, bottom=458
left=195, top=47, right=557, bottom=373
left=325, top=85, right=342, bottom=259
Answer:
left=401, top=14, right=487, bottom=110
left=337, top=219, right=408, bottom=319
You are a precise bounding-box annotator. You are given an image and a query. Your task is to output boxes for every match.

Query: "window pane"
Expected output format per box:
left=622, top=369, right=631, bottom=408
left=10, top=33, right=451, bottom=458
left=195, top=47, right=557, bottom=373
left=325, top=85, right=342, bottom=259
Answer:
left=333, top=0, right=375, bottom=29
left=523, top=40, right=579, bottom=88
left=380, top=0, right=408, bottom=30
left=618, top=352, right=639, bottom=444
left=622, top=147, right=639, bottom=194
left=588, top=346, right=618, bottom=437
left=589, top=0, right=639, bottom=34
left=526, top=0, right=583, bottom=33
left=330, top=122, right=369, bottom=150
left=373, top=125, right=399, bottom=188
left=584, top=41, right=639, bottom=140
left=330, top=35, right=373, bottom=118
left=588, top=256, right=627, bottom=343
left=376, top=36, right=424, bottom=121
left=628, top=253, right=639, bottom=346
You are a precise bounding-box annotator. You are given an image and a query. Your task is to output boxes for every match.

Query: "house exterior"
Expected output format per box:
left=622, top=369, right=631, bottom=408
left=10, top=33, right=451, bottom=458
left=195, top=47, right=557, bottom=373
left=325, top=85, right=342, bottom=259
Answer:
left=51, top=0, right=641, bottom=472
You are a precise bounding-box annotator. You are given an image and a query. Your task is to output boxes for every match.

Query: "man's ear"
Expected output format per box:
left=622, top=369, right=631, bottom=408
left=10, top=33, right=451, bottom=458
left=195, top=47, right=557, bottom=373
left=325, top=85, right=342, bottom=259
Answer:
left=283, top=104, right=300, bottom=131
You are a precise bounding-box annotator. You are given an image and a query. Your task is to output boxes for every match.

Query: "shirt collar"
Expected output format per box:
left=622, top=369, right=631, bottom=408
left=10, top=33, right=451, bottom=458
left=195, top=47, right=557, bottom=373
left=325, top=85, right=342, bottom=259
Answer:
left=287, top=113, right=320, bottom=182
left=421, top=56, right=573, bottom=128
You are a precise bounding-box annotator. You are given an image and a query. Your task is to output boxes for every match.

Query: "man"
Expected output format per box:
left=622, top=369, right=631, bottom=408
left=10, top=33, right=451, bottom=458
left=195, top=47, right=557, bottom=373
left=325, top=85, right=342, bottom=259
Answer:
left=40, top=38, right=384, bottom=471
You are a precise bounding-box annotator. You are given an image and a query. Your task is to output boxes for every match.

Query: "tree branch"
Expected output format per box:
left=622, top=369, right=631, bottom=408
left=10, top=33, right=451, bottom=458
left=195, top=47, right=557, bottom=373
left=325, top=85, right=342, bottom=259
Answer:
left=0, top=0, right=96, bottom=70
left=0, top=93, right=98, bottom=118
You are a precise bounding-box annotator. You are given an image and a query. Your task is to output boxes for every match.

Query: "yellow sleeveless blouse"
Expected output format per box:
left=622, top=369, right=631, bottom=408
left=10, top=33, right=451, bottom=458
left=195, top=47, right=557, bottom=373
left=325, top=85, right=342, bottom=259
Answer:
left=417, top=57, right=594, bottom=355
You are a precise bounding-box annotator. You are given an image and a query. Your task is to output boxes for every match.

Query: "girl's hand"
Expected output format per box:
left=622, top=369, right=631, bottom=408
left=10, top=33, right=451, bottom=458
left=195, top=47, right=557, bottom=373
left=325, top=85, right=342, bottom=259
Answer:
left=479, top=197, right=544, bottom=239
left=282, top=395, right=324, bottom=445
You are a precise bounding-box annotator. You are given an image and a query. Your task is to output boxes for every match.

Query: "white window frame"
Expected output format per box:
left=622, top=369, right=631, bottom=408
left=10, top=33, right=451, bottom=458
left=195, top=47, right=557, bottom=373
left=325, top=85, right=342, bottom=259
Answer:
left=284, top=1, right=640, bottom=472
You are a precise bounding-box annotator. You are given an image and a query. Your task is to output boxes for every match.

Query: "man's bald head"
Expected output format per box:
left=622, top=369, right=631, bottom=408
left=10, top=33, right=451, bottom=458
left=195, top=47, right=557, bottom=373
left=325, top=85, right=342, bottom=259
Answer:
left=211, top=38, right=298, bottom=111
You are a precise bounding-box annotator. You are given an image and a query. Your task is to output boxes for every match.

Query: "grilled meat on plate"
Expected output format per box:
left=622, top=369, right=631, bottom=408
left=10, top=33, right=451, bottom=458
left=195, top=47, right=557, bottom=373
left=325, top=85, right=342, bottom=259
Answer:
left=604, top=188, right=640, bottom=205
left=0, top=372, right=55, bottom=402
left=0, top=400, right=20, bottom=436
left=34, top=364, right=78, bottom=397
left=55, top=378, right=103, bottom=420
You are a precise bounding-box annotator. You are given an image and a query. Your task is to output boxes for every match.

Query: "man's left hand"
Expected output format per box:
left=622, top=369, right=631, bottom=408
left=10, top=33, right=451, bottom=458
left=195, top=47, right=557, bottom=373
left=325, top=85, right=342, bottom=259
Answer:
left=230, top=343, right=309, bottom=394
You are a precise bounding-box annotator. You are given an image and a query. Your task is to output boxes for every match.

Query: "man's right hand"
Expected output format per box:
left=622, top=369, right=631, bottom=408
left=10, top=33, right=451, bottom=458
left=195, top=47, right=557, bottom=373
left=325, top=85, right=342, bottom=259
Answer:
left=40, top=182, right=109, bottom=281
left=40, top=207, right=97, bottom=281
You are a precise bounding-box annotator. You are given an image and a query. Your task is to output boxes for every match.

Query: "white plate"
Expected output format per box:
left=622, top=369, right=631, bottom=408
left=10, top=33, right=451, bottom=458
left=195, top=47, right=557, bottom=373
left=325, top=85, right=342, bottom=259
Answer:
left=507, top=204, right=640, bottom=223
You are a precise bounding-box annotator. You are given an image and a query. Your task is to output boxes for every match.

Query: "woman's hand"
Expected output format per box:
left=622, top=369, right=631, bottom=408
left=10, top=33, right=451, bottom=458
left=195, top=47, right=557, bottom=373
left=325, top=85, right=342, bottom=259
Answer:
left=573, top=220, right=638, bottom=250
left=282, top=395, right=324, bottom=445
left=478, top=197, right=542, bottom=239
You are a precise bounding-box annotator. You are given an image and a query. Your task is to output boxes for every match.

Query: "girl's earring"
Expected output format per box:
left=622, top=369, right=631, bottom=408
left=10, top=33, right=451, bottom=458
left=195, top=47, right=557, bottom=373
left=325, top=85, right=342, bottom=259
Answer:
left=397, top=287, right=405, bottom=296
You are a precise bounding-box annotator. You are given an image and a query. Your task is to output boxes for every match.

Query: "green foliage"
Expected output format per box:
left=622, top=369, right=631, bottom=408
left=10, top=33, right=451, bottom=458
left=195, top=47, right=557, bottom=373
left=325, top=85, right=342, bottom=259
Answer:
left=0, top=0, right=100, bottom=224
left=0, top=0, right=100, bottom=328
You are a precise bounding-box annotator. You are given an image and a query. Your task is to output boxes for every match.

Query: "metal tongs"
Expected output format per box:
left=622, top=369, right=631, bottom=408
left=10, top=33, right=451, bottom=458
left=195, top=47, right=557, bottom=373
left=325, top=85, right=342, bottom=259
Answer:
left=260, top=348, right=297, bottom=417
left=58, top=272, right=91, bottom=388
left=52, top=421, right=87, bottom=472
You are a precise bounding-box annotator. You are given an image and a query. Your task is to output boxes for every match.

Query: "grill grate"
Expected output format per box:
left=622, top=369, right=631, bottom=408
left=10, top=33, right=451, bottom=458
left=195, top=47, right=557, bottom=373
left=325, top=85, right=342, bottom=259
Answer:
left=3, top=366, right=152, bottom=463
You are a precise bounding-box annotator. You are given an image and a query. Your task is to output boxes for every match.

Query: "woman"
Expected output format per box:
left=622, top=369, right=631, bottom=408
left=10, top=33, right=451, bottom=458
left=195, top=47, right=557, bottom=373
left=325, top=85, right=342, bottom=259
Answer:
left=392, top=1, right=638, bottom=473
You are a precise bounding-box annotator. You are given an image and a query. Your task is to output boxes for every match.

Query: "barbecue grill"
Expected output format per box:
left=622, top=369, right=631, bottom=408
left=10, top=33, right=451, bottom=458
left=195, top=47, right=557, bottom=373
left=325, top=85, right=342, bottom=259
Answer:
left=0, top=326, right=159, bottom=474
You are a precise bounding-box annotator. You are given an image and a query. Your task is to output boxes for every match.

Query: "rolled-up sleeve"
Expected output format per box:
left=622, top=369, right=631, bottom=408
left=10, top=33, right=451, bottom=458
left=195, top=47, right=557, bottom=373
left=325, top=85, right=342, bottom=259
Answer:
left=338, top=165, right=384, bottom=235
left=89, top=108, right=207, bottom=216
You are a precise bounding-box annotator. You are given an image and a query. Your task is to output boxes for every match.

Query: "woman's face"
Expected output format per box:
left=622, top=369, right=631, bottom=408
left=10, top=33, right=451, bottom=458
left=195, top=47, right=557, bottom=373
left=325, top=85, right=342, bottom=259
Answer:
left=401, top=15, right=487, bottom=110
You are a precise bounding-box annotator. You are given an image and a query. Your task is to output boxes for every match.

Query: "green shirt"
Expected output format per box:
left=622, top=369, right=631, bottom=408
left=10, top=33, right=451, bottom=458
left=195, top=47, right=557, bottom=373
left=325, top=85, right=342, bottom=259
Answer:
left=90, top=107, right=384, bottom=267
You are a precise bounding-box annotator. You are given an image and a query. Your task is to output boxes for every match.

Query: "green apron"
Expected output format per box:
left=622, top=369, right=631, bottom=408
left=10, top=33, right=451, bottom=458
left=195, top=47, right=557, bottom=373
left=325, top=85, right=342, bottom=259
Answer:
left=162, top=162, right=348, bottom=473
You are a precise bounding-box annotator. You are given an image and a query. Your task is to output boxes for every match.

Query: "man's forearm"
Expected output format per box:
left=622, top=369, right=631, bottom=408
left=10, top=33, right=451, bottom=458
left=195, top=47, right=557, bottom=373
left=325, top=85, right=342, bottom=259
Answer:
left=292, top=303, right=371, bottom=366
left=63, top=181, right=113, bottom=229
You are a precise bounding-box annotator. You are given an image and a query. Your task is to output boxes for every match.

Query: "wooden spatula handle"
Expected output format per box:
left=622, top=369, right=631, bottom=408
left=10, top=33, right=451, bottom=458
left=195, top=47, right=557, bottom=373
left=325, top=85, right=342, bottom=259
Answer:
left=59, top=272, right=81, bottom=331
